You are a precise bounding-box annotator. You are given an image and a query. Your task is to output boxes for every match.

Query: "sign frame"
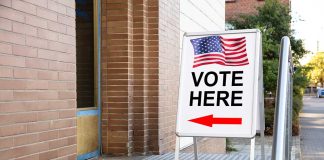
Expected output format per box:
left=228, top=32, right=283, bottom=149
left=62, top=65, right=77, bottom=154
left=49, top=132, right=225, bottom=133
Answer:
left=175, top=29, right=262, bottom=138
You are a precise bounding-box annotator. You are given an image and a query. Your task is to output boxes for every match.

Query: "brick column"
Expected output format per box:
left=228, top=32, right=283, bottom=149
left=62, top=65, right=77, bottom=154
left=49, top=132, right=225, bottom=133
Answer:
left=158, top=0, right=180, bottom=153
left=101, top=0, right=180, bottom=156
left=132, top=0, right=149, bottom=154
left=101, top=0, right=134, bottom=156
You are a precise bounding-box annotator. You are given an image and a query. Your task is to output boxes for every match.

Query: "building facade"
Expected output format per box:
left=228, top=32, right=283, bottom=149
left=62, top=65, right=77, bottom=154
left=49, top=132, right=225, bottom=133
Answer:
left=0, top=0, right=224, bottom=159
left=226, top=0, right=290, bottom=20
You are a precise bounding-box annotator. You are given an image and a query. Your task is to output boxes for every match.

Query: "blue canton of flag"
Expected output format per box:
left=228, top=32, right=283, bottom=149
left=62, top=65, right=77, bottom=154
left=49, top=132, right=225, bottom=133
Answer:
left=191, top=36, right=222, bottom=55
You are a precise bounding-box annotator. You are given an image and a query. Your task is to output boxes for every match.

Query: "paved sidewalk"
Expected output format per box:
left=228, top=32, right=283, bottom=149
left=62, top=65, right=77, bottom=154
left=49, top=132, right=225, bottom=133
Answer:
left=105, top=136, right=301, bottom=160
left=300, top=96, right=324, bottom=159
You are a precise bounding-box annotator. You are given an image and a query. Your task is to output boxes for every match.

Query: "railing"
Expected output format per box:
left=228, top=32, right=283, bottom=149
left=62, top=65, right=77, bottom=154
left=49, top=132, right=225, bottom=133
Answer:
left=272, top=36, right=293, bottom=160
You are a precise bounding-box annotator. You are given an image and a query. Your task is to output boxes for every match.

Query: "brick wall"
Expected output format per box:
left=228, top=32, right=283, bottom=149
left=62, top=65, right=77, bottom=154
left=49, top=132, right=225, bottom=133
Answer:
left=226, top=0, right=290, bottom=20
left=101, top=0, right=134, bottom=156
left=158, top=0, right=180, bottom=154
left=0, top=0, right=76, bottom=160
left=101, top=0, right=180, bottom=156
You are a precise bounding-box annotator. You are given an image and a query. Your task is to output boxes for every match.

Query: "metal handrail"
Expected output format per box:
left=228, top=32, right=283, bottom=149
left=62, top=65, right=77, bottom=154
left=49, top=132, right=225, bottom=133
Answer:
left=272, top=36, right=293, bottom=160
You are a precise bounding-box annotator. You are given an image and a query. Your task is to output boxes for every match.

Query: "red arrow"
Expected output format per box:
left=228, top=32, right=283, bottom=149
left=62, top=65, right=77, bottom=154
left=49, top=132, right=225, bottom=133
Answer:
left=188, top=114, right=242, bottom=127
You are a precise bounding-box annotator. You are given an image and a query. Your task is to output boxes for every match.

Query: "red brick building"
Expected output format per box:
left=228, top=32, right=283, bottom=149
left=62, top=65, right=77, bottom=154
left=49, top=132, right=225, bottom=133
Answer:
left=0, top=0, right=225, bottom=159
left=226, top=0, right=290, bottom=20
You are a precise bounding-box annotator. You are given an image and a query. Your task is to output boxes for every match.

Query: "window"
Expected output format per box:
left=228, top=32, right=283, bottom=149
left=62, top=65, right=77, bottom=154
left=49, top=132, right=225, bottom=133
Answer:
left=76, top=0, right=98, bottom=108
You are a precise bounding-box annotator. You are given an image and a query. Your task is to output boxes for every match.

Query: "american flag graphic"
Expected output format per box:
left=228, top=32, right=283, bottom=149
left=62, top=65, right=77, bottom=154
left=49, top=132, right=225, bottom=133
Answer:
left=190, top=36, right=249, bottom=68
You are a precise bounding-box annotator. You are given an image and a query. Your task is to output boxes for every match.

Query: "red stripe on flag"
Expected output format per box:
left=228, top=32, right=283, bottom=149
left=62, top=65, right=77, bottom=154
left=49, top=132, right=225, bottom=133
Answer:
left=224, top=49, right=247, bottom=55
left=194, top=53, right=225, bottom=59
left=222, top=44, right=246, bottom=52
left=220, top=36, right=245, bottom=41
left=225, top=53, right=248, bottom=60
left=222, top=40, right=246, bottom=47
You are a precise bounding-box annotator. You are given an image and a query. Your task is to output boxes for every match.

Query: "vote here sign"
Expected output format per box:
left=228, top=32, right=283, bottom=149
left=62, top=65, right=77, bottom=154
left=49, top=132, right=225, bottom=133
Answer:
left=176, top=29, right=262, bottom=138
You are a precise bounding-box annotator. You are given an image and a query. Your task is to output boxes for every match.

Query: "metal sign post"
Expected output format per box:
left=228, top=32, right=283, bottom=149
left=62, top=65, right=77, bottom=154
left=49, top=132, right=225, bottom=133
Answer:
left=175, top=29, right=264, bottom=160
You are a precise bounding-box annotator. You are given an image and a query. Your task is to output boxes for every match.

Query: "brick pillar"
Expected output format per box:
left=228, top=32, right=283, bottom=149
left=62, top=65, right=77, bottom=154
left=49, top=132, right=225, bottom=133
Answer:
left=158, top=0, right=180, bottom=153
left=101, top=0, right=134, bottom=156
left=101, top=0, right=180, bottom=156
left=147, top=0, right=160, bottom=154
left=132, top=0, right=149, bottom=154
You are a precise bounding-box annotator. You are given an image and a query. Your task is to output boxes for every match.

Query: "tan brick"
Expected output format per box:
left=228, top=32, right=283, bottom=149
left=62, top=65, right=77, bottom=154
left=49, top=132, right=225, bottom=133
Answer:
left=58, top=127, right=76, bottom=138
left=0, top=124, right=26, bottom=137
left=13, top=142, right=49, bottom=158
left=15, top=154, right=39, bottom=160
left=48, top=41, right=72, bottom=53
left=39, top=150, right=58, bottom=160
left=51, top=119, right=76, bottom=129
left=23, top=0, right=47, bottom=8
left=39, top=130, right=59, bottom=141
left=0, top=90, right=13, bottom=101
left=25, top=80, right=49, bottom=90
left=0, top=43, right=12, bottom=54
left=58, top=72, right=75, bottom=81
left=47, top=21, right=66, bottom=34
left=13, top=90, right=37, bottom=100
left=0, top=0, right=11, bottom=7
left=0, top=54, right=25, bottom=67
left=13, top=68, right=37, bottom=79
left=48, top=0, right=66, bottom=15
left=25, top=58, right=49, bottom=69
left=0, top=112, right=37, bottom=125
left=58, top=109, right=76, bottom=118
left=0, top=6, right=24, bottom=22
left=0, top=30, right=25, bottom=45
left=48, top=100, right=76, bottom=109
left=26, top=15, right=47, bottom=29
left=58, top=91, right=76, bottom=99
left=14, top=133, right=39, bottom=146
left=37, top=70, right=58, bottom=80
left=0, top=67, right=13, bottom=78
left=0, top=149, right=14, bottom=160
left=58, top=145, right=76, bottom=157
left=57, top=53, right=75, bottom=63
left=37, top=48, right=57, bottom=60
left=37, top=111, right=58, bottom=121
left=49, top=61, right=76, bottom=72
left=37, top=7, right=58, bottom=21
left=38, top=28, right=59, bottom=41
left=66, top=26, right=75, bottom=36
left=58, top=15, right=75, bottom=27
left=56, top=0, right=75, bottom=8
left=26, top=36, right=48, bottom=48
left=12, top=0, right=36, bottom=15
left=27, top=121, right=51, bottom=133
left=66, top=7, right=75, bottom=18
left=49, top=136, right=75, bottom=149
left=12, top=45, right=38, bottom=57
left=58, top=34, right=75, bottom=45
left=0, top=17, right=12, bottom=31
left=0, top=137, right=13, bottom=150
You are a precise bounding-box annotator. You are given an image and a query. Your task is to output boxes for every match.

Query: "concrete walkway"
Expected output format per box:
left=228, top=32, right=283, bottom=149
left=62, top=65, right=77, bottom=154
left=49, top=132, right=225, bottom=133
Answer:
left=300, top=96, right=324, bottom=159
left=105, top=136, right=301, bottom=160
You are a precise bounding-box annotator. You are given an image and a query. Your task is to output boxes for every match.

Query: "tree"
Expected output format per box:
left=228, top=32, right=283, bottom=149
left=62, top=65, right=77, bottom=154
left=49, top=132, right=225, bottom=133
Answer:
left=306, top=52, right=324, bottom=87
left=227, top=0, right=309, bottom=135
left=228, top=0, right=308, bottom=94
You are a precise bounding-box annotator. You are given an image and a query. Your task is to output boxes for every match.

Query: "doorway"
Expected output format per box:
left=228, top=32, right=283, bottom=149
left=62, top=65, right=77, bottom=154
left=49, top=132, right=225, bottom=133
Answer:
left=75, top=0, right=101, bottom=159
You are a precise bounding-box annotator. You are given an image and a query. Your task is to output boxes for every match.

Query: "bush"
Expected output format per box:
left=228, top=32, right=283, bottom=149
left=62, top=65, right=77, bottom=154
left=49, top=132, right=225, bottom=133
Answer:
left=228, top=0, right=309, bottom=136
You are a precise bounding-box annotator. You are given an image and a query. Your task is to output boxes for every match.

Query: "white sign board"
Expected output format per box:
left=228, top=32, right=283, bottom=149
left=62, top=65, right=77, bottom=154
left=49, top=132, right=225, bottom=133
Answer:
left=176, top=29, right=262, bottom=138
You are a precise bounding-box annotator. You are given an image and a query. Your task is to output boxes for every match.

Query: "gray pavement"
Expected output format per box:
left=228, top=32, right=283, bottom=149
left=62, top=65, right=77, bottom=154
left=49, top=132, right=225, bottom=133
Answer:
left=104, top=135, right=301, bottom=159
left=300, top=96, right=324, bottom=160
